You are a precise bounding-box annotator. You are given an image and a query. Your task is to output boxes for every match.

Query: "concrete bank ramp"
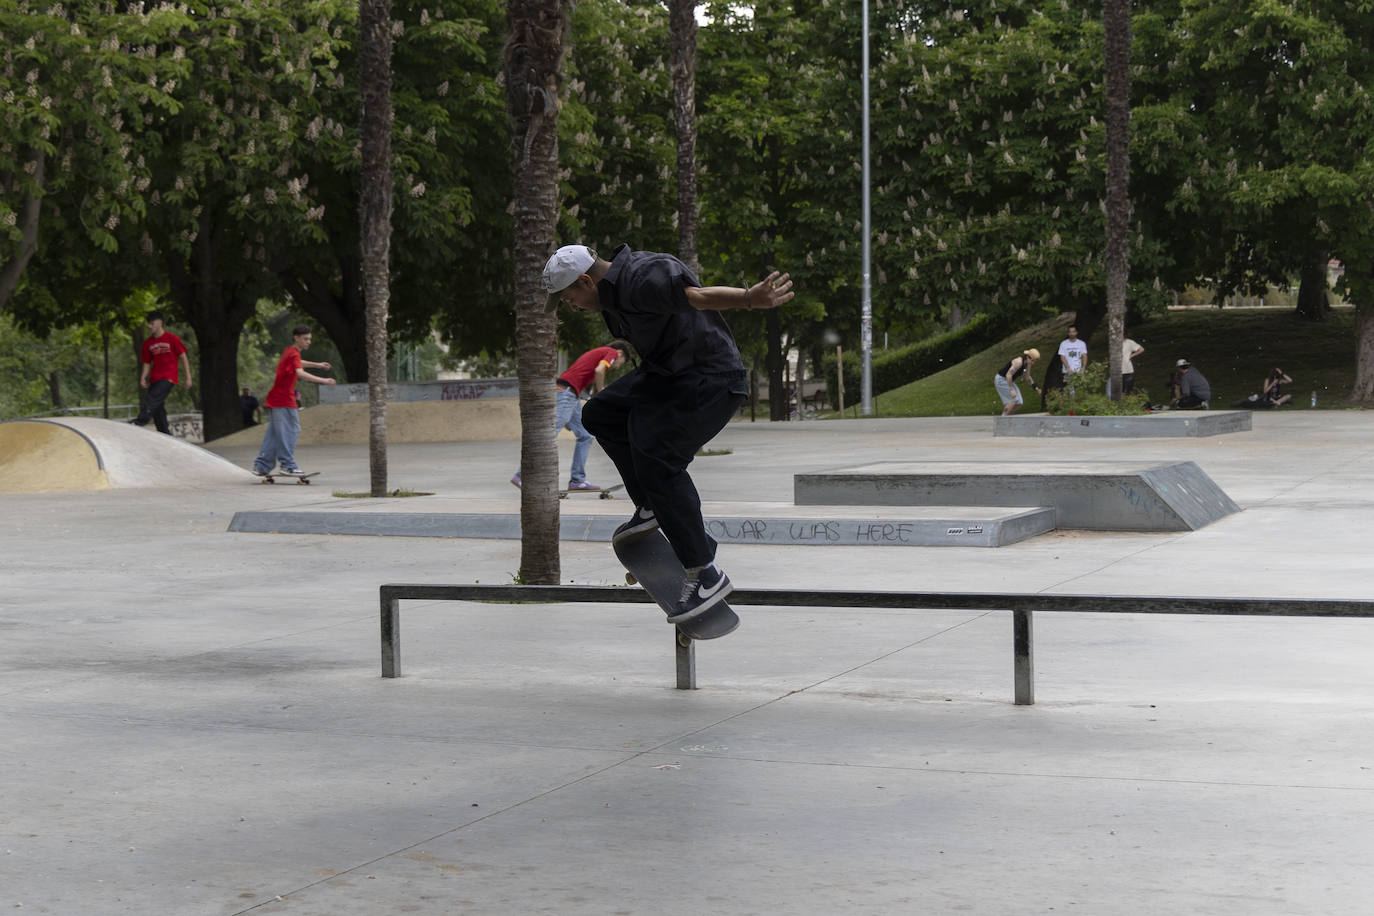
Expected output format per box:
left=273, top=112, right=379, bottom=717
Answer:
left=795, top=460, right=1241, bottom=531
left=0, top=417, right=254, bottom=493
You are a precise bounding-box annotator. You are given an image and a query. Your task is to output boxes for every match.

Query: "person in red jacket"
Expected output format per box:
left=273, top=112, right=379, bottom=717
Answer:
left=251, top=326, right=336, bottom=477
left=131, top=311, right=192, bottom=435
left=510, top=341, right=630, bottom=491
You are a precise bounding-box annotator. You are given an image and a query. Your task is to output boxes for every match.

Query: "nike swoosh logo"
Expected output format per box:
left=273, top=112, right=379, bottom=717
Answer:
left=697, top=576, right=729, bottom=601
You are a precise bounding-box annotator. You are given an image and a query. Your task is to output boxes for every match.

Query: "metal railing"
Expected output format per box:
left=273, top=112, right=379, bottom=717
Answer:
left=378, top=584, right=1374, bottom=705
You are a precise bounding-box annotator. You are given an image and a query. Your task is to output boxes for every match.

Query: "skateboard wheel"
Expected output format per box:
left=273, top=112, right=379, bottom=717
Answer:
left=625, top=572, right=637, bottom=585
left=677, top=630, right=693, bottom=647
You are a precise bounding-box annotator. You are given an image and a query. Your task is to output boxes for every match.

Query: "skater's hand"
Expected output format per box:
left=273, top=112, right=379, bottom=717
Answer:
left=747, top=271, right=795, bottom=310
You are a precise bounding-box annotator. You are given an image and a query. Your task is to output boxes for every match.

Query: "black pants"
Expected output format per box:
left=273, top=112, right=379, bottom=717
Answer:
left=582, top=368, right=745, bottom=569
left=1121, top=373, right=1135, bottom=394
left=134, top=379, right=175, bottom=434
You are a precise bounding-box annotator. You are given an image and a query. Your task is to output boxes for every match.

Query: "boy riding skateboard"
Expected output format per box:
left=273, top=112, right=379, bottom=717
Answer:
left=542, top=244, right=793, bottom=624
left=252, top=325, right=336, bottom=478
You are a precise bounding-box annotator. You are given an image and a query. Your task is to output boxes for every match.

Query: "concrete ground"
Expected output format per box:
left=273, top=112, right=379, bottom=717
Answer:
left=3, top=411, right=1374, bottom=915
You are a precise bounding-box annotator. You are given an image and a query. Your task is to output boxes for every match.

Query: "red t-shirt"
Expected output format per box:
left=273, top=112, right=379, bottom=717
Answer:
left=140, top=332, right=187, bottom=384
left=265, top=346, right=302, bottom=408
left=558, top=346, right=620, bottom=395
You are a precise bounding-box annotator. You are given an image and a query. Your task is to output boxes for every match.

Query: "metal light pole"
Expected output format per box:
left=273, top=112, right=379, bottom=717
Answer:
left=859, top=0, right=874, bottom=415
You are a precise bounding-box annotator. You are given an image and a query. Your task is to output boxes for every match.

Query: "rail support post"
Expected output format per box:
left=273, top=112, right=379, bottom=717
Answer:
left=1013, top=608, right=1034, bottom=705
left=381, top=589, right=401, bottom=678
left=676, top=630, right=697, bottom=689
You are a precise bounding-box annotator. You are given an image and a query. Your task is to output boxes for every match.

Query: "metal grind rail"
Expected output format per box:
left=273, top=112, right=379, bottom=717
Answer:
left=379, top=584, right=1374, bottom=705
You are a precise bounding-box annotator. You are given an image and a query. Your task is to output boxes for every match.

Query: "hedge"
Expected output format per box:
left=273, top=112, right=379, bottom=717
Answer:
left=821, top=313, right=1017, bottom=409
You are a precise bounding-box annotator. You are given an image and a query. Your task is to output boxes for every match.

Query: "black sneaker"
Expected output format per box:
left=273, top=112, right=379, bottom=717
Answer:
left=612, top=506, right=658, bottom=544
left=668, top=564, right=733, bottom=623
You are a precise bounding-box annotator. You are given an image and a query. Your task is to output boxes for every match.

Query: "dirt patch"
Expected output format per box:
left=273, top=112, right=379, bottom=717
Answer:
left=208, top=399, right=525, bottom=447
left=0, top=421, right=108, bottom=493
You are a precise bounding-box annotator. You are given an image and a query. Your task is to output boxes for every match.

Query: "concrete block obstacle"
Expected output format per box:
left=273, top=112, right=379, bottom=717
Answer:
left=995, top=410, right=1252, bottom=438
left=794, top=460, right=1241, bottom=531
left=230, top=503, right=1055, bottom=547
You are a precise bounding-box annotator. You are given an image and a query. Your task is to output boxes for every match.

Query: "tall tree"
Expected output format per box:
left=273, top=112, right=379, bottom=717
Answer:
left=669, top=0, right=700, bottom=273
left=0, top=4, right=189, bottom=312
left=504, top=0, right=572, bottom=584
left=359, top=0, right=395, bottom=496
left=1103, top=0, right=1131, bottom=398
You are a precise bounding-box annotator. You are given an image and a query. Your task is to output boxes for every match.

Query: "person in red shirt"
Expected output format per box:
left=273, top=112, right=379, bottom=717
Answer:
left=251, top=325, right=336, bottom=477
left=510, top=341, right=629, bottom=491
left=131, top=311, right=192, bottom=435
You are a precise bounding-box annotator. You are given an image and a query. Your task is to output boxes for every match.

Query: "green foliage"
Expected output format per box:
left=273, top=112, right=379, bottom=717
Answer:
left=871, top=308, right=1358, bottom=418
left=821, top=312, right=1020, bottom=407
left=1044, top=362, right=1150, bottom=416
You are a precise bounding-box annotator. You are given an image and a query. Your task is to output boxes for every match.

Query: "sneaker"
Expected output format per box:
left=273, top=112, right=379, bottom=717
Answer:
left=612, top=506, right=659, bottom=544
left=251, top=467, right=270, bottom=478
left=1199, top=400, right=1209, bottom=410
left=510, top=472, right=522, bottom=488
left=567, top=480, right=601, bottom=491
left=280, top=467, right=305, bottom=476
left=668, top=564, right=733, bottom=623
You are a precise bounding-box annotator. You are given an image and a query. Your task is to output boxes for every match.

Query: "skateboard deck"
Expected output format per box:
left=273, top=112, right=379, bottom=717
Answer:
left=613, top=529, right=739, bottom=640
left=559, top=483, right=625, bottom=499
left=259, top=471, right=319, bottom=485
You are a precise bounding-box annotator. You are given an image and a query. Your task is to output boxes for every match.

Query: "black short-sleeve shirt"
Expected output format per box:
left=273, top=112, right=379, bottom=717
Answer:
left=596, top=244, right=745, bottom=378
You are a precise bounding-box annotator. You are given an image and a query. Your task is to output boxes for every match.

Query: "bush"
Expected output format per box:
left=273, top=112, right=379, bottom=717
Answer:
left=822, top=312, right=1017, bottom=409
left=1044, top=362, right=1151, bottom=416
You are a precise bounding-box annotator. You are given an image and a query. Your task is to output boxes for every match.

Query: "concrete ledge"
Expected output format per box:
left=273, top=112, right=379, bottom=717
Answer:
left=795, top=460, right=1241, bottom=531
left=995, top=411, right=1251, bottom=438
left=228, top=504, right=1055, bottom=547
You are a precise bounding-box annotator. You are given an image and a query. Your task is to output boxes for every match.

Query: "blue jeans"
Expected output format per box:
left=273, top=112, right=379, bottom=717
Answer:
left=555, top=386, right=595, bottom=485
left=253, top=407, right=301, bottom=473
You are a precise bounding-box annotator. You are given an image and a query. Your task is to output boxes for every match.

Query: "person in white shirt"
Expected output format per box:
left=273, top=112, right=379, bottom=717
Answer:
left=1057, top=325, right=1089, bottom=377
left=1120, top=337, right=1144, bottom=394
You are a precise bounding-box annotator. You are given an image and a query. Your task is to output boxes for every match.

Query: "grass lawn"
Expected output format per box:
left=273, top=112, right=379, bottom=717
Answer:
left=853, top=307, right=1361, bottom=418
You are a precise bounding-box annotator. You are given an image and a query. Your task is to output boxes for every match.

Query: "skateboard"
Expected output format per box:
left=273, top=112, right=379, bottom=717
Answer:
left=559, top=483, right=625, bottom=500
left=613, top=528, right=739, bottom=640
left=259, top=471, right=319, bottom=485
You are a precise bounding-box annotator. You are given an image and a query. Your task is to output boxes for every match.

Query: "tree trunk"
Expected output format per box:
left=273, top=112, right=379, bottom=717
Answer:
left=669, top=0, right=699, bottom=275
left=166, top=212, right=259, bottom=442
left=194, top=326, right=244, bottom=438
left=0, top=148, right=44, bottom=311
left=1352, top=306, right=1374, bottom=405
left=766, top=307, right=786, bottom=420
left=1295, top=251, right=1331, bottom=322
left=47, top=371, right=62, bottom=409
left=102, top=325, right=110, bottom=418
left=1103, top=0, right=1131, bottom=400
left=505, top=0, right=571, bottom=585
left=360, top=0, right=395, bottom=497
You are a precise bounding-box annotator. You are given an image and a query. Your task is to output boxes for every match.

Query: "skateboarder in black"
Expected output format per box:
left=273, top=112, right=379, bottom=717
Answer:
left=543, top=244, right=793, bottom=620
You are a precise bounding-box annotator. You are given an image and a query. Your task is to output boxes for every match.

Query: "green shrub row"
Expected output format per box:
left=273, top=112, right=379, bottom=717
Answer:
left=821, top=313, right=1017, bottom=409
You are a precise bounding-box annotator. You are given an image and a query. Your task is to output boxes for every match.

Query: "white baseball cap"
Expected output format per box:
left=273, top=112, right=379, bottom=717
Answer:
left=542, top=245, right=595, bottom=298
left=1176, top=358, right=1190, bottom=367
